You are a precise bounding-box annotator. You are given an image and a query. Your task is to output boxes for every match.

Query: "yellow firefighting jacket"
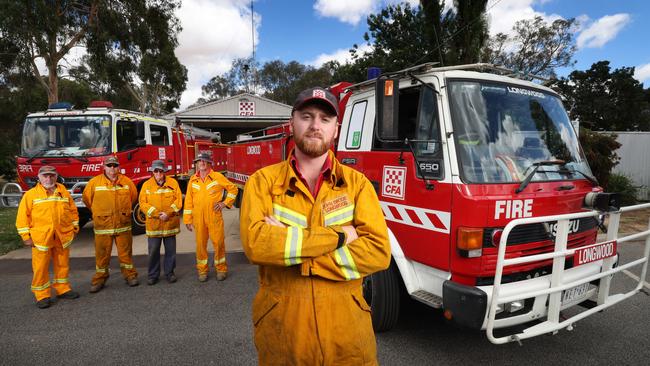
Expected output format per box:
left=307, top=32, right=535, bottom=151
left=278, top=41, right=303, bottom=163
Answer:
left=16, top=183, right=79, bottom=251
left=240, top=150, right=390, bottom=364
left=183, top=170, right=238, bottom=225
left=139, top=176, right=183, bottom=237
left=82, top=173, right=138, bottom=235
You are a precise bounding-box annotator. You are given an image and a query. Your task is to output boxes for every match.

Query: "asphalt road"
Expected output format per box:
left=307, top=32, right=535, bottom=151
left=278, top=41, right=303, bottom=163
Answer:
left=1, top=242, right=649, bottom=365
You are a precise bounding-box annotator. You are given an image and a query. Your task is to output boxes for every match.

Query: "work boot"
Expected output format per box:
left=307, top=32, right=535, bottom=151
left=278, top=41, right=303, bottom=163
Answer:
left=216, top=272, right=227, bottom=281
left=198, top=273, right=208, bottom=282
left=57, top=290, right=80, bottom=300
left=36, top=298, right=51, bottom=309
left=127, top=277, right=139, bottom=287
left=89, top=282, right=104, bottom=293
left=167, top=274, right=177, bottom=283
left=147, top=278, right=158, bottom=286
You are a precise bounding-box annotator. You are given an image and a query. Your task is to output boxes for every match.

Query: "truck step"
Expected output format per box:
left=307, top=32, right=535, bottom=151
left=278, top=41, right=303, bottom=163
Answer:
left=411, top=290, right=443, bottom=308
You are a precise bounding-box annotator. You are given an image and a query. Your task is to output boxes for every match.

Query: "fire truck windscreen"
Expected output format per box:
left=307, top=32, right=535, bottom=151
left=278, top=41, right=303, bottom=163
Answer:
left=22, top=115, right=111, bottom=158
left=447, top=80, right=592, bottom=184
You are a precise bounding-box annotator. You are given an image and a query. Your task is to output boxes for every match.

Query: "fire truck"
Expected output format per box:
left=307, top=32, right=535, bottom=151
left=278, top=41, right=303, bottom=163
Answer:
left=220, top=63, right=650, bottom=343
left=1, top=101, right=223, bottom=233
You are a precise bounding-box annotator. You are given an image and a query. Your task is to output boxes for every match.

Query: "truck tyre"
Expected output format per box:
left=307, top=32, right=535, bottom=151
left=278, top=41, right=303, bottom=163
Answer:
left=131, top=202, right=146, bottom=235
left=363, top=260, right=401, bottom=332
left=234, top=188, right=243, bottom=208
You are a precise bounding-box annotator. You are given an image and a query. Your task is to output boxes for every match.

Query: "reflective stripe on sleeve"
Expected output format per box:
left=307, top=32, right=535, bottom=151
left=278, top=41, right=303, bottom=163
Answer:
left=17, top=227, right=30, bottom=234
left=334, top=246, right=361, bottom=280
left=227, top=193, right=237, bottom=200
left=324, top=204, right=355, bottom=226
left=170, top=203, right=180, bottom=212
left=273, top=204, right=307, bottom=228
left=283, top=226, right=303, bottom=266
left=146, top=206, right=156, bottom=217
left=183, top=209, right=192, bottom=216
left=62, top=238, right=73, bottom=249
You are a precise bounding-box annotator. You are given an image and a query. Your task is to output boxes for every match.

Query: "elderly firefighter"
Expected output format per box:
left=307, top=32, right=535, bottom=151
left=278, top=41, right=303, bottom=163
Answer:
left=240, top=87, right=390, bottom=365
left=139, top=160, right=183, bottom=285
left=82, top=156, right=139, bottom=292
left=16, top=166, right=80, bottom=309
left=183, top=153, right=238, bottom=282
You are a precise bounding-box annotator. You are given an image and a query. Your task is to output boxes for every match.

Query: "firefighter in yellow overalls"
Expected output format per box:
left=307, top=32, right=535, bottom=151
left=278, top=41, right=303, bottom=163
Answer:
left=183, top=153, right=238, bottom=282
left=240, top=87, right=390, bottom=365
left=82, top=156, right=139, bottom=293
left=139, top=160, right=183, bottom=285
left=16, top=166, right=80, bottom=309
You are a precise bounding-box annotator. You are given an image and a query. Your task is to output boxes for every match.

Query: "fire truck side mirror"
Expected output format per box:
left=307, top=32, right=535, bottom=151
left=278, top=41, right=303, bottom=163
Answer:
left=376, top=77, right=400, bottom=140
left=136, top=139, right=146, bottom=147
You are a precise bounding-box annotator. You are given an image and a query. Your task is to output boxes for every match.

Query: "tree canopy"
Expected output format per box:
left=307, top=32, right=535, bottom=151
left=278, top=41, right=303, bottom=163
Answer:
left=551, top=61, right=650, bottom=131
left=483, top=16, right=577, bottom=78
left=0, top=0, right=187, bottom=114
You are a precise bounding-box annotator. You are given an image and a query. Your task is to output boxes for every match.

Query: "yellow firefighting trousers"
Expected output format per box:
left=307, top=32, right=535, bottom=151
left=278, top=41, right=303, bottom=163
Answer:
left=194, top=213, right=227, bottom=274
left=91, top=232, right=137, bottom=285
left=31, top=236, right=72, bottom=301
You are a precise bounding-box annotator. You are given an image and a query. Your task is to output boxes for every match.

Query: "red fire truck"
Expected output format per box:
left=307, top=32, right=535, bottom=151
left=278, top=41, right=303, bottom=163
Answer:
left=220, top=63, right=650, bottom=343
left=1, top=101, right=223, bottom=232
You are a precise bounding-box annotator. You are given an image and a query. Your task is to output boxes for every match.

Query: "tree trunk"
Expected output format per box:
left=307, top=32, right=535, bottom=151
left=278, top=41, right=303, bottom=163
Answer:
left=47, top=62, right=59, bottom=105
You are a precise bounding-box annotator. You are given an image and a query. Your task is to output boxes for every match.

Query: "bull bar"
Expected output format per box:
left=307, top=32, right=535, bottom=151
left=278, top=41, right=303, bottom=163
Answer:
left=485, top=203, right=650, bottom=344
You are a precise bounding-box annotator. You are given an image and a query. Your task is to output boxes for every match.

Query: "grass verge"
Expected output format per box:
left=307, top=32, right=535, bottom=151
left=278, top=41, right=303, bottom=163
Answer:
left=0, top=208, right=22, bottom=255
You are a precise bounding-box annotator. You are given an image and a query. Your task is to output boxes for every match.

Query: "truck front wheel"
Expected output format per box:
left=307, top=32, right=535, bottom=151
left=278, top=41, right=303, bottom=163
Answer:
left=131, top=202, right=146, bottom=235
left=363, top=260, right=401, bottom=332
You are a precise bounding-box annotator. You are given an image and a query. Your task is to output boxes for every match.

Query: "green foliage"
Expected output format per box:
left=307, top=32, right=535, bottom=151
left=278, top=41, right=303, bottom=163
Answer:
left=0, top=208, right=22, bottom=256
left=552, top=61, right=650, bottom=131
left=483, top=16, right=577, bottom=78
left=199, top=59, right=335, bottom=106
left=578, top=128, right=620, bottom=189
left=606, top=174, right=640, bottom=205
left=0, top=0, right=186, bottom=115
left=334, top=1, right=489, bottom=83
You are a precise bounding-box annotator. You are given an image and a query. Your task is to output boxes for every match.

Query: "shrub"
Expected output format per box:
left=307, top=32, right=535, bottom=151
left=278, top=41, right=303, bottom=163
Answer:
left=606, top=173, right=640, bottom=206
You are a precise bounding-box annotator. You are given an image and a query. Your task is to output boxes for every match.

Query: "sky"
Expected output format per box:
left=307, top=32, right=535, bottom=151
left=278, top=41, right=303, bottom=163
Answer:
left=53, top=0, right=650, bottom=110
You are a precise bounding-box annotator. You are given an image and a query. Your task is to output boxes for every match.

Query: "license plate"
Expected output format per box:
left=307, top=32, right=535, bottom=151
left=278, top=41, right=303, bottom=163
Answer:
left=561, top=283, right=590, bottom=305
left=574, top=240, right=617, bottom=266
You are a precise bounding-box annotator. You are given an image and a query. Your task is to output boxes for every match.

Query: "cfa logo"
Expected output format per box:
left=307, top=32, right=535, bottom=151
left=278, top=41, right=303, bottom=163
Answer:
left=247, top=145, right=261, bottom=155
left=382, top=166, right=406, bottom=200
left=494, top=199, right=533, bottom=219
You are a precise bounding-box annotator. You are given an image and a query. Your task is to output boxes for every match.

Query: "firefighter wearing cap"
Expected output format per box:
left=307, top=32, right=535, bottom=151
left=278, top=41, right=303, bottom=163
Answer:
left=183, top=153, right=238, bottom=282
left=82, top=156, right=139, bottom=292
left=139, top=160, right=183, bottom=285
left=16, top=166, right=80, bottom=309
left=240, top=87, right=390, bottom=365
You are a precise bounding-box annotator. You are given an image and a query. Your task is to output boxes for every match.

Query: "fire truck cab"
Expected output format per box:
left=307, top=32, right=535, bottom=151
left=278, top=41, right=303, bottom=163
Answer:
left=333, top=63, right=649, bottom=343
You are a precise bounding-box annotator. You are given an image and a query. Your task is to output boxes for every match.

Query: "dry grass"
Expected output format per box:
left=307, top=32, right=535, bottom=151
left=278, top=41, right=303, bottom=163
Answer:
left=610, top=207, right=650, bottom=234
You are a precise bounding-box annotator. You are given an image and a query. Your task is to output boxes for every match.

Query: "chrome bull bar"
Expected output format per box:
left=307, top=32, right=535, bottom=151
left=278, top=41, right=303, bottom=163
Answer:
left=486, top=203, right=650, bottom=344
left=1, top=181, right=89, bottom=208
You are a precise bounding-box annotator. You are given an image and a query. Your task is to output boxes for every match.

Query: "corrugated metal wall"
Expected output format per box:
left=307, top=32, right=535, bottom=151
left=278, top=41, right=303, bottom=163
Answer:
left=611, top=132, right=650, bottom=200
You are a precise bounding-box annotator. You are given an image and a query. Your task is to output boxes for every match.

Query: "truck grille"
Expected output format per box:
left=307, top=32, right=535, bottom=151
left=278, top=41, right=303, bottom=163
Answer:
left=482, top=216, right=598, bottom=247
